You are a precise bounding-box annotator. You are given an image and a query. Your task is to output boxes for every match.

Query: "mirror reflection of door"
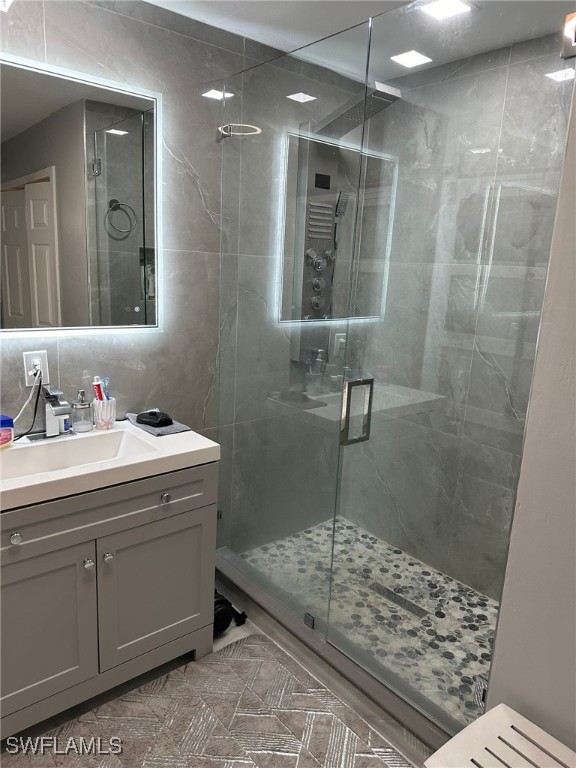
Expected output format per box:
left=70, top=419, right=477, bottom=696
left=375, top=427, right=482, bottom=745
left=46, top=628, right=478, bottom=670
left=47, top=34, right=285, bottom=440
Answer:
left=1, top=168, right=61, bottom=329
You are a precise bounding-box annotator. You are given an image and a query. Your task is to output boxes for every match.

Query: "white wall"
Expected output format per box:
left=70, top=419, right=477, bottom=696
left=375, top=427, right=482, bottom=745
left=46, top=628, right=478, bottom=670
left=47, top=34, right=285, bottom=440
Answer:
left=487, top=88, right=576, bottom=751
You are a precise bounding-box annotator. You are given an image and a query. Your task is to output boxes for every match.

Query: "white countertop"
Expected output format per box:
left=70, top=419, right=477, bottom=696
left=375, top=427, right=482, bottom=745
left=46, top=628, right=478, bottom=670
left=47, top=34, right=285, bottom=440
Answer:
left=0, top=420, right=220, bottom=511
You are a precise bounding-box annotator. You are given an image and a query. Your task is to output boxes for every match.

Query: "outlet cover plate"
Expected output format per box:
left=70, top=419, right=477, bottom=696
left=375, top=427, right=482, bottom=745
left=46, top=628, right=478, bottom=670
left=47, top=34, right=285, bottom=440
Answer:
left=333, top=332, right=347, bottom=358
left=23, top=350, right=50, bottom=387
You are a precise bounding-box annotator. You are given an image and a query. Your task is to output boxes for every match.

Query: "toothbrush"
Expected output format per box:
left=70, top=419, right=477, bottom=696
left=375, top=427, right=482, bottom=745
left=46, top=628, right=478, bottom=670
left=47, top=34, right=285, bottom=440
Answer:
left=102, top=377, right=111, bottom=400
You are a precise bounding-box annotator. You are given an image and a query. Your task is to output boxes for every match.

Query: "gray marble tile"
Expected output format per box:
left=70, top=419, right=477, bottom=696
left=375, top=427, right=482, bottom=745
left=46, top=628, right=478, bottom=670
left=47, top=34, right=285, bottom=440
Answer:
left=86, top=0, right=246, bottom=56
left=233, top=255, right=292, bottom=424
left=219, top=73, right=243, bottom=257
left=218, top=253, right=239, bottom=429
left=432, top=66, right=508, bottom=181
left=476, top=265, right=547, bottom=343
left=446, top=513, right=511, bottom=601
left=436, top=181, right=492, bottom=266
left=387, top=45, right=511, bottom=92
left=510, top=31, right=566, bottom=65
left=38, top=1, right=247, bottom=258
left=0, top=0, right=45, bottom=61
left=447, top=439, right=519, bottom=598
left=242, top=38, right=285, bottom=69
left=230, top=416, right=339, bottom=569
left=497, top=53, right=573, bottom=181
left=339, top=417, right=461, bottom=577
left=463, top=337, right=535, bottom=455
left=237, top=62, right=361, bottom=258
left=161, top=100, right=224, bottom=254
left=364, top=263, right=475, bottom=437
left=369, top=66, right=508, bottom=266
left=366, top=263, right=436, bottom=389
left=487, top=183, right=560, bottom=268
left=56, top=249, right=219, bottom=431
left=44, top=1, right=243, bottom=87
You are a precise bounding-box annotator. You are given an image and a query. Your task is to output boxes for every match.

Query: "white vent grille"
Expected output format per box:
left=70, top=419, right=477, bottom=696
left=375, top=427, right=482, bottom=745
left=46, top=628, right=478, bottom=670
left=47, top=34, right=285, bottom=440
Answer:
left=425, top=704, right=576, bottom=768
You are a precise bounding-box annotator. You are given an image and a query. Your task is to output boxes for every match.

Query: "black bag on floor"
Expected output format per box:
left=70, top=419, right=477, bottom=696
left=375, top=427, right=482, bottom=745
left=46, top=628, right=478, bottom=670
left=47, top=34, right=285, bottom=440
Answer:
left=213, top=590, right=248, bottom=637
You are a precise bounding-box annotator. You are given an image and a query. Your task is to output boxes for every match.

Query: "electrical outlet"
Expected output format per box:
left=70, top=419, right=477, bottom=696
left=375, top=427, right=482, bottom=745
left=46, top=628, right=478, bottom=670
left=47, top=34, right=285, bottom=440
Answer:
left=333, top=333, right=347, bottom=359
left=23, top=350, right=50, bottom=387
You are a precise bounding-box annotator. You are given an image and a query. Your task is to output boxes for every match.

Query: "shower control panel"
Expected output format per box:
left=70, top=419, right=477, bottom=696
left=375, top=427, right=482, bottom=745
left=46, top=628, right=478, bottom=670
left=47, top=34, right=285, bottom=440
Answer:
left=303, top=238, right=335, bottom=319
left=300, top=141, right=349, bottom=320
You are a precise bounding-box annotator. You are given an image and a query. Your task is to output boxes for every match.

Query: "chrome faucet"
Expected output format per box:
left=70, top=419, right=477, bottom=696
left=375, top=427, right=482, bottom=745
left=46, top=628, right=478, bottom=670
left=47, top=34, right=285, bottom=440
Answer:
left=41, top=386, right=71, bottom=437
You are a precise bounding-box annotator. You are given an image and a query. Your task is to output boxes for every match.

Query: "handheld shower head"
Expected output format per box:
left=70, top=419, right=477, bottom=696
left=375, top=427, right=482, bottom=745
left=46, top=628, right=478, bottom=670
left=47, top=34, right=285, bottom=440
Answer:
left=336, top=191, right=350, bottom=217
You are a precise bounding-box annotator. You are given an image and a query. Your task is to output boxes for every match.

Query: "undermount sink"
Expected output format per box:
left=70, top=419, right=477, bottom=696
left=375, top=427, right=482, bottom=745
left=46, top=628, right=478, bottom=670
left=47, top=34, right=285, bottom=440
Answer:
left=0, top=420, right=220, bottom=511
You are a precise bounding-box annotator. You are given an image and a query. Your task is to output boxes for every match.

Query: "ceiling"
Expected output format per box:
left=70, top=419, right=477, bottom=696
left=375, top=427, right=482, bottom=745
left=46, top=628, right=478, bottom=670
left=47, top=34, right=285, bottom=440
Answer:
left=145, top=0, right=576, bottom=83
left=1, top=65, right=154, bottom=142
left=297, top=1, right=576, bottom=83
left=2, top=1, right=574, bottom=142
left=143, top=0, right=405, bottom=53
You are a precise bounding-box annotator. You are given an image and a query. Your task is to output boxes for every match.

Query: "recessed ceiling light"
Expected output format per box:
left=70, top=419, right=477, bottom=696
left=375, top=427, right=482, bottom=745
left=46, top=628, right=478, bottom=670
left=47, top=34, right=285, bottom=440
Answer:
left=545, top=68, right=575, bottom=82
left=287, top=92, right=317, bottom=103
left=390, top=50, right=432, bottom=68
left=106, top=129, right=129, bottom=136
left=202, top=89, right=233, bottom=100
left=469, top=147, right=492, bottom=154
left=421, top=0, right=471, bottom=20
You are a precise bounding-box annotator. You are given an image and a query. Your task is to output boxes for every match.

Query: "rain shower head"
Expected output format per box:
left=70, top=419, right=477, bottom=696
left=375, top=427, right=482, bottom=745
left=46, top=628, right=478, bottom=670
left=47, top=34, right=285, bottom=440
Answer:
left=312, top=84, right=401, bottom=140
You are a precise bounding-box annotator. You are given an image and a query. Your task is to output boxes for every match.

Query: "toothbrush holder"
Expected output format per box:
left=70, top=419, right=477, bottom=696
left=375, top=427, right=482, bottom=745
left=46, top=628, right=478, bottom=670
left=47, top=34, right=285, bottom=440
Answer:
left=93, top=397, right=116, bottom=430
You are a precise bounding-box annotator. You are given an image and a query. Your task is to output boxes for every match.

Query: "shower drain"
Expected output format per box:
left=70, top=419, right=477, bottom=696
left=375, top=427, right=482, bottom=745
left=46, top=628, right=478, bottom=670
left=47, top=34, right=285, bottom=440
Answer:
left=369, top=582, right=429, bottom=619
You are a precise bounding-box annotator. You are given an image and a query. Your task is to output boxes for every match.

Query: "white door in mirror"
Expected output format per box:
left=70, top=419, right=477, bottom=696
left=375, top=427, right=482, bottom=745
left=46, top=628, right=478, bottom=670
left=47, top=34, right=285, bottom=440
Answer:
left=25, top=180, right=61, bottom=327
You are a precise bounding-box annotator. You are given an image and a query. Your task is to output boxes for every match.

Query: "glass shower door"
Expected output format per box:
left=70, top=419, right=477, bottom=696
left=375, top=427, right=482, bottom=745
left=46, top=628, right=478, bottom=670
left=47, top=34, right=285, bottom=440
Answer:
left=215, top=0, right=574, bottom=737
left=326, top=1, right=574, bottom=735
left=216, top=24, right=372, bottom=635
left=90, top=110, right=154, bottom=326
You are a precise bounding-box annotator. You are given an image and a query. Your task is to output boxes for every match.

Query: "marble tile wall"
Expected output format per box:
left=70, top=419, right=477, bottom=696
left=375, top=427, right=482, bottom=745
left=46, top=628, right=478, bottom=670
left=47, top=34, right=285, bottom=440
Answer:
left=0, top=0, right=264, bottom=432
left=218, top=28, right=574, bottom=603
left=216, top=37, right=370, bottom=554
left=340, top=34, right=574, bottom=598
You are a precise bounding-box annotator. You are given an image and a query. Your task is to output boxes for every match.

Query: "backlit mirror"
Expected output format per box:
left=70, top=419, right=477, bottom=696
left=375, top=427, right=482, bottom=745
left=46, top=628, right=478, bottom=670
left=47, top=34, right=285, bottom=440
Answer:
left=0, top=61, right=158, bottom=330
left=281, top=132, right=397, bottom=322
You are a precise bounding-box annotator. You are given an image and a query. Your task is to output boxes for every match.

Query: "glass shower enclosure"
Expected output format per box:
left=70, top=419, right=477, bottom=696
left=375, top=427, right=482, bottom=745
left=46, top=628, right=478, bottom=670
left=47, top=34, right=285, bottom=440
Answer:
left=87, top=106, right=155, bottom=326
left=216, top=0, right=575, bottom=737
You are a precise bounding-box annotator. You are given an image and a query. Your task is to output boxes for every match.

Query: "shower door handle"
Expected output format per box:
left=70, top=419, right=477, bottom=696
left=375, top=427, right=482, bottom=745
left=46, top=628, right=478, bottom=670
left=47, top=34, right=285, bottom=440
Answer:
left=340, top=377, right=374, bottom=446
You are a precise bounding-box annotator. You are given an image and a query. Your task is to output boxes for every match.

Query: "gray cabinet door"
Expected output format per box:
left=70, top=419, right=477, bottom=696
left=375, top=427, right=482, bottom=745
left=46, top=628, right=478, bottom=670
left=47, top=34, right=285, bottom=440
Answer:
left=97, top=505, right=216, bottom=671
left=1, top=542, right=99, bottom=716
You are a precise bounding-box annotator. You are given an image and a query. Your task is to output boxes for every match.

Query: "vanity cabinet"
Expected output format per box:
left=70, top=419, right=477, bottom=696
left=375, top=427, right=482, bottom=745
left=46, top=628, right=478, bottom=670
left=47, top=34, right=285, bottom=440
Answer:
left=0, top=462, right=217, bottom=739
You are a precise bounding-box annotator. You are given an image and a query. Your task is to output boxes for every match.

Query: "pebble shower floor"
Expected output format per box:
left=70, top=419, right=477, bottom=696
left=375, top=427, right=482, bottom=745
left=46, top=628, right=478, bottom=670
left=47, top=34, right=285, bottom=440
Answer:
left=241, top=517, right=498, bottom=728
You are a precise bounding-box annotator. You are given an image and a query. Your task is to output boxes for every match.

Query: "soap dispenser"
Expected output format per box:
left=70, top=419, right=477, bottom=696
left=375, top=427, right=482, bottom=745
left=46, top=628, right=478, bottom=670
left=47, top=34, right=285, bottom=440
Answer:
left=71, top=389, right=93, bottom=433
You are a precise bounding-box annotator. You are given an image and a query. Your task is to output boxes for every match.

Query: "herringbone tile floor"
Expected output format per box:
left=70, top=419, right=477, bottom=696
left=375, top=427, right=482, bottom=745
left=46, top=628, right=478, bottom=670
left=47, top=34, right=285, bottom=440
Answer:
left=1, top=634, right=415, bottom=767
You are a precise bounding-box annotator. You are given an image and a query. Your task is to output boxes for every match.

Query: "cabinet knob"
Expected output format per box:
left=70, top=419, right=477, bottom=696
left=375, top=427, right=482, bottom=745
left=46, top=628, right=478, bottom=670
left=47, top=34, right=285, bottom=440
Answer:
left=160, top=493, right=171, bottom=504
left=10, top=532, right=23, bottom=545
left=103, top=552, right=114, bottom=564
left=83, top=558, right=95, bottom=570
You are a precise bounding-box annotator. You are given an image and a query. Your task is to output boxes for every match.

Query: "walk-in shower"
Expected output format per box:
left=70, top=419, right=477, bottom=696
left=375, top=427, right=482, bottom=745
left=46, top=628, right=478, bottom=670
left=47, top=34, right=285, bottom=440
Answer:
left=216, top=0, right=575, bottom=742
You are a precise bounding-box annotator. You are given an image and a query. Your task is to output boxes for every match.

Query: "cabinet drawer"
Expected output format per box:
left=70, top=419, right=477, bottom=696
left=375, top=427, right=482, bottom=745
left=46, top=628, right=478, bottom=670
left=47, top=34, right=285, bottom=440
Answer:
left=1, top=463, right=218, bottom=561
